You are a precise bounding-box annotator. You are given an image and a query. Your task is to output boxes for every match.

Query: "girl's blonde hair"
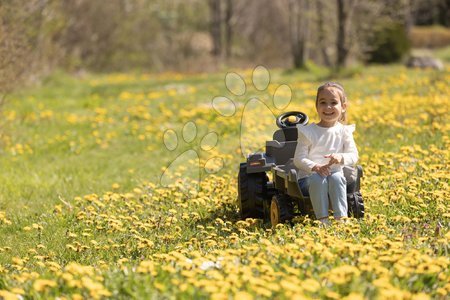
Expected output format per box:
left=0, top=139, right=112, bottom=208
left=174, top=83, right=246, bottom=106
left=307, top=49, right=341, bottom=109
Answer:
left=315, top=81, right=348, bottom=123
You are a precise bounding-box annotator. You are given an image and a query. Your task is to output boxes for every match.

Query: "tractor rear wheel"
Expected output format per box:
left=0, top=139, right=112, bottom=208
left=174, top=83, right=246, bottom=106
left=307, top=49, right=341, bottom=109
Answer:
left=347, top=191, right=365, bottom=218
left=238, top=163, right=268, bottom=219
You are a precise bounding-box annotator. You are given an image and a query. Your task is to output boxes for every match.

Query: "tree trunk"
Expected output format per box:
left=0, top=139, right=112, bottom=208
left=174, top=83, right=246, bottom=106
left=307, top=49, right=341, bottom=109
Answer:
left=209, top=0, right=222, bottom=57
left=403, top=0, right=414, bottom=35
left=336, top=0, right=357, bottom=68
left=315, top=0, right=332, bottom=67
left=288, top=0, right=309, bottom=69
left=224, top=0, right=233, bottom=59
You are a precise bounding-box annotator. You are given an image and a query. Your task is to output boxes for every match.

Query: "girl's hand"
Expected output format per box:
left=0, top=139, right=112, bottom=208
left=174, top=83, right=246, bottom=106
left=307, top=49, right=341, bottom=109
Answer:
left=324, top=153, right=343, bottom=166
left=312, top=164, right=331, bottom=177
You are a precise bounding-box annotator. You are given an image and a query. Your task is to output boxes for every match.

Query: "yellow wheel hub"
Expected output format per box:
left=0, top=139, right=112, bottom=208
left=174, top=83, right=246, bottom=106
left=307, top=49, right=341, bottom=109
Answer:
left=270, top=197, right=280, bottom=227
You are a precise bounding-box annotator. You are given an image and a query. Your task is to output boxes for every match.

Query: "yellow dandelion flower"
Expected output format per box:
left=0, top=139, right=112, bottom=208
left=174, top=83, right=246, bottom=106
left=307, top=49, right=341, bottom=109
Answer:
left=234, top=291, right=254, bottom=300
left=416, top=263, right=441, bottom=274
left=411, top=292, right=430, bottom=300
left=11, top=257, right=24, bottom=266
left=33, top=279, right=57, bottom=292
left=10, top=288, right=24, bottom=295
left=0, top=290, right=18, bottom=300
left=72, top=294, right=83, bottom=300
left=343, top=292, right=365, bottom=300
left=300, top=278, right=321, bottom=293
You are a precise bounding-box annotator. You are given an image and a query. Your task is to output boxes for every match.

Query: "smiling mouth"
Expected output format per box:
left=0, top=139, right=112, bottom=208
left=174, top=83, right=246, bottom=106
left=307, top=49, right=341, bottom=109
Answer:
left=323, top=112, right=335, bottom=116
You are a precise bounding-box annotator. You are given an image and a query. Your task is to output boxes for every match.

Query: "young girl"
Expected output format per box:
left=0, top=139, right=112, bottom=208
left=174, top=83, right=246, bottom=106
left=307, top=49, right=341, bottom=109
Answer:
left=294, top=82, right=358, bottom=224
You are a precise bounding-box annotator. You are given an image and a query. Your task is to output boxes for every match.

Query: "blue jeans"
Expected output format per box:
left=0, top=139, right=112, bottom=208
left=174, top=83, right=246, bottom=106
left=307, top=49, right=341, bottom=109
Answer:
left=298, top=171, right=347, bottom=219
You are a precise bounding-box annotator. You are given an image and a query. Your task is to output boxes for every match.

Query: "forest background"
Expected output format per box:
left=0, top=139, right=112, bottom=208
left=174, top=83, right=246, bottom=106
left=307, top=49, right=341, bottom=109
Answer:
left=1, top=0, right=449, bottom=101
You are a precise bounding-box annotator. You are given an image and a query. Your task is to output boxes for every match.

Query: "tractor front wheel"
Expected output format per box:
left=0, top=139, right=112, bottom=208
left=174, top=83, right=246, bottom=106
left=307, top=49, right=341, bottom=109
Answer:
left=270, top=195, right=294, bottom=227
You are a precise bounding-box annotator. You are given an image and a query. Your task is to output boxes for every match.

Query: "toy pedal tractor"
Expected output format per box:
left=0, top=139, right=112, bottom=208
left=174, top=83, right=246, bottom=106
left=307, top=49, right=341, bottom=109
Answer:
left=237, top=111, right=364, bottom=226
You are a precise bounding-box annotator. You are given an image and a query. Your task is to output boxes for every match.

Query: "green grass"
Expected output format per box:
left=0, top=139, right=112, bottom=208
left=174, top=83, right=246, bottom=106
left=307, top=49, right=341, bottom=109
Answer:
left=0, top=59, right=448, bottom=299
left=0, top=62, right=447, bottom=228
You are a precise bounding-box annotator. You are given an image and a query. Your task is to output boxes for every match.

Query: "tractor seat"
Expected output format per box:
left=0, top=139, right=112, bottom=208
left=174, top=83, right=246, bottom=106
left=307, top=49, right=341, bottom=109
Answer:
left=273, top=127, right=298, bottom=142
left=266, top=140, right=297, bottom=165
left=266, top=127, right=299, bottom=165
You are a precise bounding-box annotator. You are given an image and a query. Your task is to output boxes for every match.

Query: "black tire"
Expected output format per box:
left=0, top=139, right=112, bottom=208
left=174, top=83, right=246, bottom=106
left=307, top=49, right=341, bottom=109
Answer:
left=270, top=194, right=294, bottom=227
left=238, top=163, right=268, bottom=219
left=347, top=191, right=365, bottom=218
left=347, top=166, right=364, bottom=218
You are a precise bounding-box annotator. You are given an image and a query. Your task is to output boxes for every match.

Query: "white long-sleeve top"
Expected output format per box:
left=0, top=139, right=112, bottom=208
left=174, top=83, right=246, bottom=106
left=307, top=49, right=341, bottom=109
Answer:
left=293, top=122, right=359, bottom=179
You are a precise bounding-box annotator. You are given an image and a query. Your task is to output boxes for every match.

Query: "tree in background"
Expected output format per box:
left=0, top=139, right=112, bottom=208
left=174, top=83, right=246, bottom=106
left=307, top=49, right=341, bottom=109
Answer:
left=208, top=0, right=233, bottom=61
left=209, top=0, right=222, bottom=57
left=287, top=0, right=310, bottom=69
left=0, top=5, right=28, bottom=105
left=336, top=0, right=358, bottom=68
left=0, top=0, right=447, bottom=96
left=315, top=0, right=333, bottom=67
left=224, top=0, right=233, bottom=59
left=412, top=0, right=449, bottom=26
left=0, top=0, right=52, bottom=105
left=58, top=0, right=209, bottom=72
left=229, top=0, right=290, bottom=67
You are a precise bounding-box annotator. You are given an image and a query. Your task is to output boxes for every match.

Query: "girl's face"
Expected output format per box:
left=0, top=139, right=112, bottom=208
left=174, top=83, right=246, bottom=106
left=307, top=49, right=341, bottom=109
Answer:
left=316, top=87, right=346, bottom=127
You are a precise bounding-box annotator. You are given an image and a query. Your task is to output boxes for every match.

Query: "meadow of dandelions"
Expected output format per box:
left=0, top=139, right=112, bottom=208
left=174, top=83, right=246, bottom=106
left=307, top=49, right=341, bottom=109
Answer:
left=0, top=66, right=449, bottom=299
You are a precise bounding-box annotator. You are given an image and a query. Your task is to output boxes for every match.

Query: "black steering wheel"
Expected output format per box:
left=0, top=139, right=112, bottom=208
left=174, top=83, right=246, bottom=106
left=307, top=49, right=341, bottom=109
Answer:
left=276, top=111, right=309, bottom=128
